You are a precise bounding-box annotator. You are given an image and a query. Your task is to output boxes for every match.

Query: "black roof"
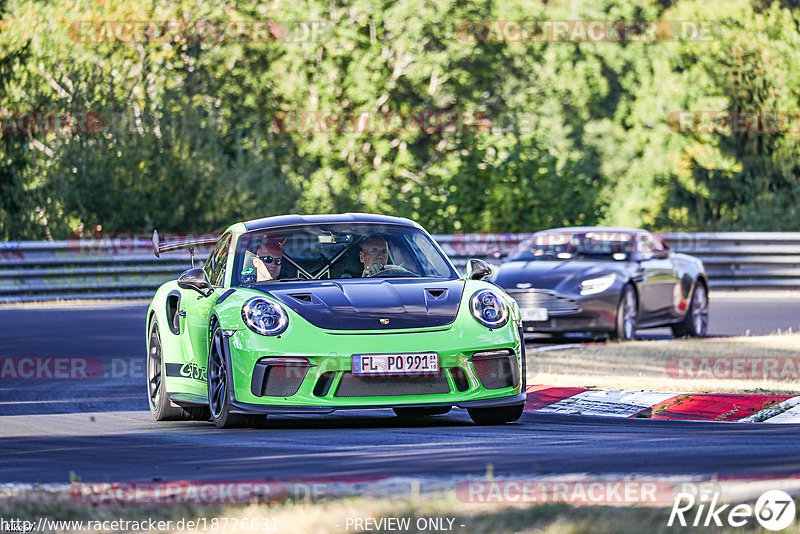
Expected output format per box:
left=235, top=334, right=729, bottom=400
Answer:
left=243, top=213, right=417, bottom=232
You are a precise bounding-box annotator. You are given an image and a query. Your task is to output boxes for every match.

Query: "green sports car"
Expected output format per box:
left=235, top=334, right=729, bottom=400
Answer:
left=146, top=214, right=526, bottom=428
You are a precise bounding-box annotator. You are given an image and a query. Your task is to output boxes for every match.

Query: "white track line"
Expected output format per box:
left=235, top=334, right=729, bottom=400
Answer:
left=530, top=343, right=585, bottom=352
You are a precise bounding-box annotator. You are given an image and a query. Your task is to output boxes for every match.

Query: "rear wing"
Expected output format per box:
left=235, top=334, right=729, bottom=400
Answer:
left=152, top=230, right=219, bottom=268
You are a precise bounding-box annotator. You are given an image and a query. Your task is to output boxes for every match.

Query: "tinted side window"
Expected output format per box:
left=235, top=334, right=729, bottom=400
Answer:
left=205, top=233, right=231, bottom=286
left=203, top=240, right=222, bottom=280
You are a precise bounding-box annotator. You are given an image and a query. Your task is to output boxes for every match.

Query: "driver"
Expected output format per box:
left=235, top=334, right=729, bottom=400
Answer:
left=359, top=235, right=414, bottom=277
left=360, top=235, right=390, bottom=277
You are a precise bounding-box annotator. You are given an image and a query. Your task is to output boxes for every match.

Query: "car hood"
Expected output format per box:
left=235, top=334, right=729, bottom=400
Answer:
left=250, top=278, right=465, bottom=330
left=491, top=260, right=625, bottom=292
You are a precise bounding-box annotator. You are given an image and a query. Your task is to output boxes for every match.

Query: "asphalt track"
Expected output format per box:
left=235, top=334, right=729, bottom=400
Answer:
left=1, top=294, right=799, bottom=484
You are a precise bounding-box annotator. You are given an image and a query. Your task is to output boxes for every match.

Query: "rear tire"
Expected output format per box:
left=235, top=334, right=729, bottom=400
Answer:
left=208, top=324, right=265, bottom=428
left=147, top=319, right=209, bottom=421
left=672, top=282, right=709, bottom=338
left=468, top=403, right=524, bottom=425
left=613, top=285, right=638, bottom=341
left=393, top=407, right=451, bottom=420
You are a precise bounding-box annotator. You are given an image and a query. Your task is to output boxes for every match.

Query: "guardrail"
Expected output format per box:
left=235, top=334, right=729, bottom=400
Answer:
left=438, top=232, right=800, bottom=291
left=0, top=239, right=208, bottom=303
left=0, top=232, right=797, bottom=302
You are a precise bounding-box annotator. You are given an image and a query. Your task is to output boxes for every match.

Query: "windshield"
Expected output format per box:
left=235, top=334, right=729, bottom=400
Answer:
left=232, top=223, right=457, bottom=285
left=508, top=231, right=634, bottom=261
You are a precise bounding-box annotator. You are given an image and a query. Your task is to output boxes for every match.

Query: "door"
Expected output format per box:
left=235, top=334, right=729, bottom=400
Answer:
left=635, top=233, right=679, bottom=323
left=179, top=233, right=231, bottom=395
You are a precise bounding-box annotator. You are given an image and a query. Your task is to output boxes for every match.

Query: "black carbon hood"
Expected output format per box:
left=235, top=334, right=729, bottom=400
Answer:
left=250, top=278, right=465, bottom=330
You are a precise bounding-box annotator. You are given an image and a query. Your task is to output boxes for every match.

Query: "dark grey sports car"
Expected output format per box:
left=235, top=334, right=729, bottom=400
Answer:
left=490, top=227, right=709, bottom=340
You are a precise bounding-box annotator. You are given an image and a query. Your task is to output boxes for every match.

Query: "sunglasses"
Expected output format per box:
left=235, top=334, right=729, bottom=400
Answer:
left=258, top=255, right=282, bottom=265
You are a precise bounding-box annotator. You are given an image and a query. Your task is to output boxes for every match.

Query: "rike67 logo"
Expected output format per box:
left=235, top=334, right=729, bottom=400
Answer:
left=669, top=490, right=796, bottom=530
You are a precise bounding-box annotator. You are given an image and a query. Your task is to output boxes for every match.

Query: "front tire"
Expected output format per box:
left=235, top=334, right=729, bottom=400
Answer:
left=613, top=285, right=638, bottom=341
left=468, top=403, right=524, bottom=425
left=672, top=282, right=709, bottom=338
left=208, top=324, right=264, bottom=428
left=147, top=319, right=209, bottom=421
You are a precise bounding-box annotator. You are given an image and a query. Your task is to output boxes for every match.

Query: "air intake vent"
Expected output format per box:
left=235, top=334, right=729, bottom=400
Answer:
left=450, top=367, right=470, bottom=392
left=425, top=288, right=448, bottom=300
left=290, top=293, right=313, bottom=302
left=251, top=358, right=312, bottom=397
left=471, top=352, right=519, bottom=390
left=314, top=372, right=336, bottom=397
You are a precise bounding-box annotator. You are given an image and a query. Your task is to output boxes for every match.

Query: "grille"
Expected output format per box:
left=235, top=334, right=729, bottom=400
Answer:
left=507, top=289, right=580, bottom=315
left=334, top=372, right=451, bottom=398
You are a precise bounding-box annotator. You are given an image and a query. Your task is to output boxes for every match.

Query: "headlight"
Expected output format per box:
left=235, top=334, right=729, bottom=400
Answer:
left=470, top=289, right=509, bottom=329
left=580, top=275, right=616, bottom=295
left=241, top=297, right=289, bottom=336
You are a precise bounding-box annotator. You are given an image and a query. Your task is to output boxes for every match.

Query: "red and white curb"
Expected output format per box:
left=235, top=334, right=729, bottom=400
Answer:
left=525, top=385, right=800, bottom=423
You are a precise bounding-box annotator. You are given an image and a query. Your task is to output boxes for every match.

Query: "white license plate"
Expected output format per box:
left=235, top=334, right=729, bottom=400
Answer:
left=352, top=353, right=439, bottom=376
left=521, top=308, right=549, bottom=321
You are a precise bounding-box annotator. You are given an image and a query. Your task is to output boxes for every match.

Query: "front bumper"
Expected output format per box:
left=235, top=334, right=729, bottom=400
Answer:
left=508, top=288, right=618, bottom=333
left=229, top=391, right=527, bottom=415
left=522, top=313, right=613, bottom=333
left=223, top=323, right=525, bottom=413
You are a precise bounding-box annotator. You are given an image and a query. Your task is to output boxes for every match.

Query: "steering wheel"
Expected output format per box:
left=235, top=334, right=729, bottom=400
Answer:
left=364, top=264, right=415, bottom=277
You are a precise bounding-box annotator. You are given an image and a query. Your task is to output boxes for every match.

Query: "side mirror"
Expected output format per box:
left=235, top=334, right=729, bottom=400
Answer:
left=466, top=258, right=492, bottom=280
left=178, top=268, right=213, bottom=297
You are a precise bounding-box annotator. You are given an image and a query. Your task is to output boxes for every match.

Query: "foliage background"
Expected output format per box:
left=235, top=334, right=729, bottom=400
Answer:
left=1, top=0, right=799, bottom=239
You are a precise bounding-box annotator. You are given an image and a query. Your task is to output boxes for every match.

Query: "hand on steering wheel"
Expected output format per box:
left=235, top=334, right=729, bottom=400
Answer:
left=364, top=263, right=413, bottom=277
left=363, top=263, right=385, bottom=277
